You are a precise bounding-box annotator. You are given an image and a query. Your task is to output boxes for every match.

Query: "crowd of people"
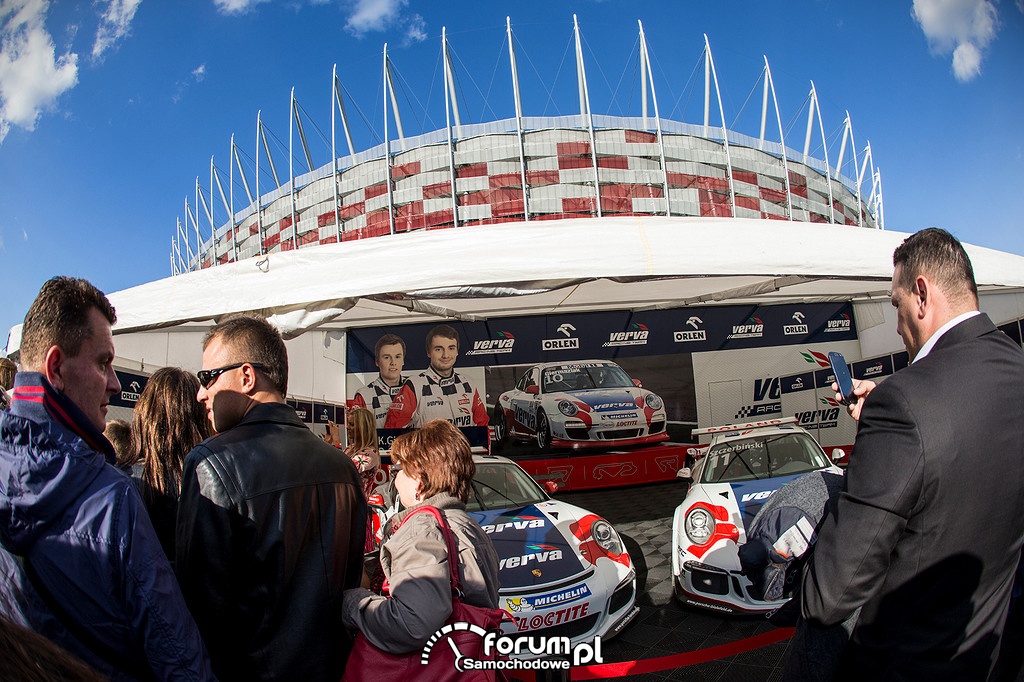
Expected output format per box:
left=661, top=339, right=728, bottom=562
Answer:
left=1, top=227, right=1023, bottom=682
left=0, top=278, right=500, bottom=682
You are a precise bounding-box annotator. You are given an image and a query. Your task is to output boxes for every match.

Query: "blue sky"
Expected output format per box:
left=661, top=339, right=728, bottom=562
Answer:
left=1, top=0, right=1022, bottom=351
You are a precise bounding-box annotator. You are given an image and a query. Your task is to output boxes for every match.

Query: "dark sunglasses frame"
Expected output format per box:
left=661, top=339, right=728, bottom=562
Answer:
left=197, top=362, right=267, bottom=389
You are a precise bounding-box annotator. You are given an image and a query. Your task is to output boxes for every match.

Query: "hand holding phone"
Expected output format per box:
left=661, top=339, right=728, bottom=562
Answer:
left=828, top=352, right=856, bottom=406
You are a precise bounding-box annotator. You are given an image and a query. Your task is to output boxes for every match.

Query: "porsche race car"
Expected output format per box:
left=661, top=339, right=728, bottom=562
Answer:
left=368, top=454, right=638, bottom=654
left=671, top=417, right=843, bottom=615
left=493, top=360, right=669, bottom=449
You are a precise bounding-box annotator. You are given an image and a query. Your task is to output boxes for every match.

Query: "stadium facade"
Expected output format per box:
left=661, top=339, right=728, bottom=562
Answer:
left=174, top=19, right=883, bottom=272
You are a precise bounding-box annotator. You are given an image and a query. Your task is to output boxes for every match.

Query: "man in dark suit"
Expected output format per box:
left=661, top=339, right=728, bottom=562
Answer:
left=798, top=228, right=1024, bottom=681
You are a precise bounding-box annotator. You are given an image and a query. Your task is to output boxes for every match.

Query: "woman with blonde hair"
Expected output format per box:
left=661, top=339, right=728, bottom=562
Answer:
left=345, top=406, right=381, bottom=552
left=342, top=419, right=500, bottom=656
left=345, top=407, right=381, bottom=497
left=131, top=367, right=211, bottom=561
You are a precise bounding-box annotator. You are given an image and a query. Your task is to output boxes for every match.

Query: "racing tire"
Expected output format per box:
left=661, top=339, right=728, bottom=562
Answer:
left=492, top=407, right=509, bottom=445
left=536, top=411, right=552, bottom=450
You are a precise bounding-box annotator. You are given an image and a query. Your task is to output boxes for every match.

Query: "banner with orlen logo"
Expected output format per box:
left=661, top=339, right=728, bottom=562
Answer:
left=345, top=303, right=858, bottom=371
left=110, top=370, right=148, bottom=408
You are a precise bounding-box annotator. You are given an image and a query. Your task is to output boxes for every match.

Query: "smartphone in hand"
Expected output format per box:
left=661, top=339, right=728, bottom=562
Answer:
left=828, top=351, right=856, bottom=406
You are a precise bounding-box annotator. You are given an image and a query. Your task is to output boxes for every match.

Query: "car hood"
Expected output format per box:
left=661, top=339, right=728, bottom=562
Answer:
left=469, top=502, right=587, bottom=589
left=689, top=474, right=808, bottom=531
left=557, top=388, right=640, bottom=410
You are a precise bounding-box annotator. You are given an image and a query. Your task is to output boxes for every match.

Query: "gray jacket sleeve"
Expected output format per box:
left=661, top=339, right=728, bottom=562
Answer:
left=343, top=514, right=454, bottom=654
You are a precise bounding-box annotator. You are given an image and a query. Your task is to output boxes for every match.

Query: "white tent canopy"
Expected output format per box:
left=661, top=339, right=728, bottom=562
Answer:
left=101, top=216, right=1024, bottom=339
left=7, top=216, right=1024, bottom=353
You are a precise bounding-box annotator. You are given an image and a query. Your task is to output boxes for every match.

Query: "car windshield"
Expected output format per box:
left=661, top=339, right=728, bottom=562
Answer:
left=541, top=363, right=633, bottom=393
left=700, top=432, right=828, bottom=483
left=467, top=462, right=548, bottom=511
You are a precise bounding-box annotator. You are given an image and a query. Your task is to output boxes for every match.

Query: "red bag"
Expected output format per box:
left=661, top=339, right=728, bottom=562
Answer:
left=342, top=506, right=509, bottom=682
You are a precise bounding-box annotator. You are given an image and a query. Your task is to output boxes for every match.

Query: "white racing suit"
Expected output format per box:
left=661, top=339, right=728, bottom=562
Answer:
left=384, top=366, right=488, bottom=429
left=352, top=375, right=404, bottom=428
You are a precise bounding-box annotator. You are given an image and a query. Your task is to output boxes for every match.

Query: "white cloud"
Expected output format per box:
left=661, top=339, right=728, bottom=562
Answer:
left=345, top=0, right=403, bottom=35
left=0, top=0, right=79, bottom=143
left=344, top=0, right=425, bottom=42
left=403, top=12, right=425, bottom=45
left=192, top=63, right=206, bottom=81
left=912, top=0, right=999, bottom=82
left=21, top=228, right=27, bottom=241
left=214, top=0, right=270, bottom=15
left=92, top=0, right=142, bottom=60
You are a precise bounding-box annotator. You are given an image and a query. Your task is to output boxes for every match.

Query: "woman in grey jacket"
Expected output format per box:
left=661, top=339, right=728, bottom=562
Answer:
left=342, top=419, right=500, bottom=654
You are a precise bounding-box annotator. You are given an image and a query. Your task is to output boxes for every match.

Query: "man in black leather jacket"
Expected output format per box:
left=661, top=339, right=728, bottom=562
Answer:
left=176, top=315, right=366, bottom=682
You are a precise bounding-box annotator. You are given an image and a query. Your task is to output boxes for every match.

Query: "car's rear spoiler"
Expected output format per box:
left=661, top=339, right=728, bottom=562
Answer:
left=691, top=416, right=799, bottom=436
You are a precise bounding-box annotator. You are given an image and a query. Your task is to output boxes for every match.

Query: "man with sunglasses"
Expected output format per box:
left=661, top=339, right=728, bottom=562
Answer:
left=176, top=315, right=367, bottom=682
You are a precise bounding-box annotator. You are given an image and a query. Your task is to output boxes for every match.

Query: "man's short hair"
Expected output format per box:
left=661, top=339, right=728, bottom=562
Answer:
left=202, top=315, right=288, bottom=396
left=893, top=228, right=978, bottom=305
left=20, top=277, right=117, bottom=371
left=425, top=324, right=459, bottom=354
left=374, top=333, right=406, bottom=360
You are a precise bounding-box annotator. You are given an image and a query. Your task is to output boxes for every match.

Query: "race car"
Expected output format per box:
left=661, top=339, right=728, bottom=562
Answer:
left=493, top=360, right=669, bottom=449
left=670, top=417, right=843, bottom=615
left=369, top=454, right=638, bottom=654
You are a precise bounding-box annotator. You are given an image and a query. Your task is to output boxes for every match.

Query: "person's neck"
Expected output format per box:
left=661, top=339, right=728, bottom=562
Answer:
left=431, top=366, right=454, bottom=379
left=381, top=374, right=401, bottom=387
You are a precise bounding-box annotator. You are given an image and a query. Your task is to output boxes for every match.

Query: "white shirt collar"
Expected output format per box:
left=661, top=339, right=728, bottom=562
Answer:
left=912, top=310, right=981, bottom=363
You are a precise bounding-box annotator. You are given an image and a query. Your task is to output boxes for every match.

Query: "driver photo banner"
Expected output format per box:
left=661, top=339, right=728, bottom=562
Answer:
left=346, top=302, right=857, bottom=372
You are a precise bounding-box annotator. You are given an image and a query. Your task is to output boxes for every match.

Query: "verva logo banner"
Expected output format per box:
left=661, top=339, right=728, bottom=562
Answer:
left=602, top=323, right=649, bottom=347
left=467, top=331, right=516, bottom=355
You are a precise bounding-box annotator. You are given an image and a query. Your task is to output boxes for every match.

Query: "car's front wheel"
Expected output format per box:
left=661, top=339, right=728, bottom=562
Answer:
left=536, top=411, right=552, bottom=450
left=492, top=407, right=509, bottom=444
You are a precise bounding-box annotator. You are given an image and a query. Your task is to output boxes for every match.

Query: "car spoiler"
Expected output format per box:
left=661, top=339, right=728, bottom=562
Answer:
left=691, top=416, right=799, bottom=436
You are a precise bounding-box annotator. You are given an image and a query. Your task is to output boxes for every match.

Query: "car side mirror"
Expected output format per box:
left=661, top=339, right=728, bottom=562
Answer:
left=526, top=385, right=539, bottom=395
left=831, top=448, right=846, bottom=462
left=633, top=378, right=643, bottom=388
left=676, top=467, right=693, bottom=483
left=544, top=481, right=559, bottom=494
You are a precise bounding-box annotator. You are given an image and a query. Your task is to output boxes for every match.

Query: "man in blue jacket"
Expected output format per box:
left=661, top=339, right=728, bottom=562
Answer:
left=0, top=276, right=215, bottom=681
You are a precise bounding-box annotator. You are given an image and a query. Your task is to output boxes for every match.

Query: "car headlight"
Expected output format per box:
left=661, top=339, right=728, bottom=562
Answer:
left=558, top=399, right=578, bottom=417
left=591, top=519, right=623, bottom=555
left=644, top=393, right=663, bottom=410
left=684, top=506, right=715, bottom=545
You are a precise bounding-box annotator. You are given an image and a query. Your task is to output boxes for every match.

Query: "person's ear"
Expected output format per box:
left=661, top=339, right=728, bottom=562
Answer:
left=240, top=363, right=261, bottom=393
left=915, top=276, right=929, bottom=315
left=42, top=345, right=66, bottom=390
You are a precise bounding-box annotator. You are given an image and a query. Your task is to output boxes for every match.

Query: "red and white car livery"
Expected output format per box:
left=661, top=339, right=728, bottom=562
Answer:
left=493, top=360, right=669, bottom=449
left=370, top=455, right=638, bottom=655
left=469, top=455, right=638, bottom=652
left=671, top=417, right=842, bottom=615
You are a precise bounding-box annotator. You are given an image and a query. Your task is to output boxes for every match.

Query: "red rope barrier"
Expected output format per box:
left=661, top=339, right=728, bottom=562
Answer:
left=570, top=627, right=795, bottom=679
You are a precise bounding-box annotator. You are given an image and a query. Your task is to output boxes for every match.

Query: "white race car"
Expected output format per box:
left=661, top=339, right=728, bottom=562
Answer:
left=493, top=360, right=669, bottom=449
left=671, top=417, right=843, bottom=615
left=369, top=455, right=638, bottom=654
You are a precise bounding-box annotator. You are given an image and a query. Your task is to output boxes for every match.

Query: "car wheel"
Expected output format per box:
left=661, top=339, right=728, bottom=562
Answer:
left=493, top=407, right=509, bottom=444
left=536, top=411, right=552, bottom=450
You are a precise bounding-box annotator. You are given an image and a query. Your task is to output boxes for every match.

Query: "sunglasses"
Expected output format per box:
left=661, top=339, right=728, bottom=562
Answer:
left=197, top=362, right=267, bottom=389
